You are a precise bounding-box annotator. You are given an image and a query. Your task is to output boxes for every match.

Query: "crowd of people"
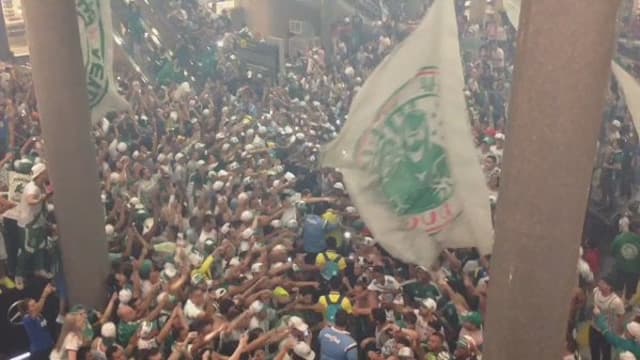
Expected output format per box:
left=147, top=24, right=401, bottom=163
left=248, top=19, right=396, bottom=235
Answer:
left=0, top=0, right=638, bottom=359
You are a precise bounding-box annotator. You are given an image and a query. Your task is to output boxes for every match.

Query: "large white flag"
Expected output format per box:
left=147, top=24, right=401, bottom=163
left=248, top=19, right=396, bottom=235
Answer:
left=321, top=0, right=493, bottom=266
left=76, top=0, right=129, bottom=123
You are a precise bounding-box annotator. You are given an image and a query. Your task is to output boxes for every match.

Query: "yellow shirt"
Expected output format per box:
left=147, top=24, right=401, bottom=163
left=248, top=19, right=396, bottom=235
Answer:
left=322, top=210, right=343, bottom=246
left=315, top=250, right=347, bottom=271
left=318, top=291, right=353, bottom=315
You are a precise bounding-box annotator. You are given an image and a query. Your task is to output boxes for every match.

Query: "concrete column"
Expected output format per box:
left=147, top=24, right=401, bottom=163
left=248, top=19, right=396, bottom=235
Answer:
left=21, top=0, right=109, bottom=309
left=483, top=0, right=620, bottom=359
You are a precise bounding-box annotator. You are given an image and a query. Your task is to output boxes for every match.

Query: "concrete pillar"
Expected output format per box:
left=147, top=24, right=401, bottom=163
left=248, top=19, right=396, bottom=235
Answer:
left=483, top=0, right=620, bottom=359
left=21, top=0, right=109, bottom=309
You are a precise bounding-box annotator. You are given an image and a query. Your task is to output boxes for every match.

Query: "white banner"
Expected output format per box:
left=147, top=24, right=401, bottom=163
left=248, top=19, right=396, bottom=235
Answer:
left=322, top=0, right=493, bottom=266
left=76, top=0, right=129, bottom=123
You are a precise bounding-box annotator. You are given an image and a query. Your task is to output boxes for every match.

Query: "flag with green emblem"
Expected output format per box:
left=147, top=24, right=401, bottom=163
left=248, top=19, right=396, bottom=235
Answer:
left=321, top=0, right=493, bottom=266
left=76, top=0, right=129, bottom=123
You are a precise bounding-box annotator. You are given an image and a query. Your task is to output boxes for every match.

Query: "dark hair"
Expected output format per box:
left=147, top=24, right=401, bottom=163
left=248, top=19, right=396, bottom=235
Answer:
left=329, top=276, right=342, bottom=291
left=106, top=345, right=121, bottom=359
left=203, top=214, right=215, bottom=225
left=334, top=310, right=349, bottom=328
left=77, top=346, right=91, bottom=360
left=326, top=236, right=337, bottom=249
left=486, top=154, right=497, bottom=163
left=429, top=332, right=445, bottom=343
left=630, top=221, right=640, bottom=233
left=404, top=311, right=417, bottom=326
left=143, top=348, right=162, bottom=359
left=372, top=308, right=386, bottom=324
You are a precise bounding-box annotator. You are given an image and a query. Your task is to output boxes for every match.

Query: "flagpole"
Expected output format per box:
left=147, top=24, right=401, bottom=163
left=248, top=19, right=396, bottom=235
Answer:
left=483, top=0, right=620, bottom=358
left=21, top=0, right=109, bottom=309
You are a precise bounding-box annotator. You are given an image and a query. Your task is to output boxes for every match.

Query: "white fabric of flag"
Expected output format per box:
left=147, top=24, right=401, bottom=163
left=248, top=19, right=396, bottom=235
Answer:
left=77, top=0, right=129, bottom=123
left=321, top=0, right=493, bottom=266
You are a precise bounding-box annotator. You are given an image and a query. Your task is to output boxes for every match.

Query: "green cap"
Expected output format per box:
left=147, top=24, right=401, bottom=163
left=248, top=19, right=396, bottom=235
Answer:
left=462, top=311, right=483, bottom=328
left=139, top=259, right=153, bottom=279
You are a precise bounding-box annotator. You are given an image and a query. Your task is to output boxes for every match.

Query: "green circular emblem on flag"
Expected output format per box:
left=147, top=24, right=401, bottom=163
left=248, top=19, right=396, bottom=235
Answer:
left=355, top=67, right=458, bottom=234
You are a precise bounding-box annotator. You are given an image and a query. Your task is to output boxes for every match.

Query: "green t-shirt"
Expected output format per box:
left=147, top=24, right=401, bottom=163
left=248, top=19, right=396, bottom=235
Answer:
left=404, top=282, right=441, bottom=303
left=612, top=232, right=640, bottom=274
left=118, top=320, right=140, bottom=347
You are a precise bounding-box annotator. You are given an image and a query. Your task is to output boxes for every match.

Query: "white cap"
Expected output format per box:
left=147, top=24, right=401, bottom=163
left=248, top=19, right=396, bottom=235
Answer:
left=620, top=352, right=637, bottom=360
left=203, top=109, right=211, bottom=116
left=239, top=241, right=251, bottom=253
left=31, top=163, right=47, bottom=180
left=284, top=172, right=296, bottom=182
left=398, top=347, right=413, bottom=358
left=295, top=133, right=305, bottom=140
left=242, top=228, right=254, bottom=239
left=286, top=219, right=298, bottom=229
left=246, top=129, right=255, bottom=137
left=109, top=172, right=121, bottom=183
left=627, top=321, right=640, bottom=341
left=495, top=133, right=505, bottom=140
left=105, top=224, right=115, bottom=236
left=228, top=257, right=241, bottom=267
left=101, top=322, right=117, bottom=338
left=363, top=237, right=375, bottom=246
left=220, top=223, right=231, bottom=234
left=251, top=263, right=263, bottom=274
left=118, top=288, right=133, bottom=304
left=218, top=170, right=229, bottom=177
left=213, top=288, right=227, bottom=299
left=240, top=210, right=254, bottom=222
left=117, top=142, right=127, bottom=153
left=157, top=153, right=166, bottom=163
left=221, top=143, right=231, bottom=151
left=271, top=219, right=282, bottom=228
left=250, top=300, right=264, bottom=313
left=293, top=342, right=315, bottom=360
left=420, top=298, right=437, bottom=311
left=212, top=181, right=225, bottom=191
left=613, top=119, right=622, bottom=127
left=288, top=316, right=309, bottom=332
left=333, top=182, right=345, bottom=191
left=345, top=206, right=356, bottom=213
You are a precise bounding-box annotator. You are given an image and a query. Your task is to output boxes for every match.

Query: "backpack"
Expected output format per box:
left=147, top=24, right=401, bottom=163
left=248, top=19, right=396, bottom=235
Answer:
left=325, top=294, right=344, bottom=324
left=320, top=252, right=342, bottom=281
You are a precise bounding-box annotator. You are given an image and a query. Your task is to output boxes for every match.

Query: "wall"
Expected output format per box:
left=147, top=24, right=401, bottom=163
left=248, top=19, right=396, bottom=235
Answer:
left=240, top=0, right=322, bottom=39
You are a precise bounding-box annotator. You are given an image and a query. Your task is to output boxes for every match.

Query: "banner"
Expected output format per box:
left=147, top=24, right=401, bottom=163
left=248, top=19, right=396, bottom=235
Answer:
left=612, top=62, right=640, bottom=136
left=321, top=0, right=493, bottom=266
left=503, top=0, right=521, bottom=29
left=8, top=171, right=31, bottom=203
left=76, top=0, right=129, bottom=123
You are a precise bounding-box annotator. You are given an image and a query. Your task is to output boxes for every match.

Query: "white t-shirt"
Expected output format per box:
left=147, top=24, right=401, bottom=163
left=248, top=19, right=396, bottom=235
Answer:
left=17, top=181, right=42, bottom=228
left=49, top=332, right=81, bottom=360
left=184, top=299, right=204, bottom=322
left=593, top=288, right=625, bottom=331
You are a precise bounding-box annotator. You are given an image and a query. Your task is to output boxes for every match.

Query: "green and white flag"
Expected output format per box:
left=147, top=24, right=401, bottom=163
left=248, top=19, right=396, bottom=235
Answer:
left=76, top=0, right=129, bottom=123
left=321, top=0, right=493, bottom=266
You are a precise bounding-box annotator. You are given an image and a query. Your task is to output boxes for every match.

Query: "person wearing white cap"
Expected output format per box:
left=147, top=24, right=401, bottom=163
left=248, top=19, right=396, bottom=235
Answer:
left=491, top=133, right=505, bottom=164
left=594, top=316, right=640, bottom=359
left=404, top=266, right=441, bottom=305
left=14, top=163, right=51, bottom=289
